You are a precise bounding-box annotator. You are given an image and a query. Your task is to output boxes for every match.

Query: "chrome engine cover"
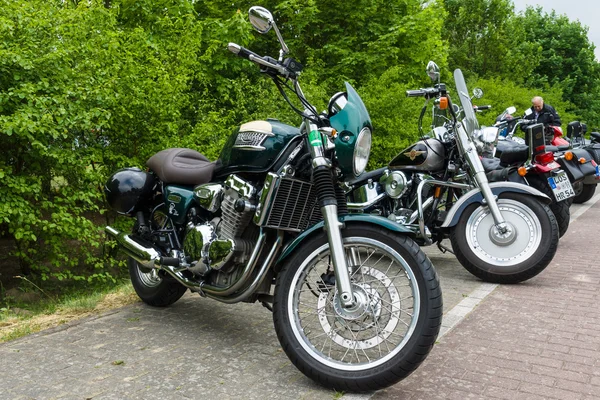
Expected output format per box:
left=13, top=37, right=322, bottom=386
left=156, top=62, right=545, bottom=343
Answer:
left=381, top=170, right=408, bottom=199
left=183, top=174, right=257, bottom=275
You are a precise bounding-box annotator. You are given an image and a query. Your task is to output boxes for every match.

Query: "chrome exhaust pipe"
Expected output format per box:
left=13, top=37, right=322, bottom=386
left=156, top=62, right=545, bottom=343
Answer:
left=105, top=226, right=161, bottom=269
left=105, top=226, right=272, bottom=299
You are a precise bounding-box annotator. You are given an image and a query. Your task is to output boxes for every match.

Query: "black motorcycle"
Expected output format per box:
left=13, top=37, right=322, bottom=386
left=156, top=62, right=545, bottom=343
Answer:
left=103, top=6, right=441, bottom=392
left=345, top=62, right=559, bottom=284
left=564, top=121, right=600, bottom=203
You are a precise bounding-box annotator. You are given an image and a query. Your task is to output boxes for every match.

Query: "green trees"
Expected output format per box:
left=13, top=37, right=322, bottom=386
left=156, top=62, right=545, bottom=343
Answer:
left=0, top=0, right=599, bottom=286
left=517, top=7, right=600, bottom=126
left=444, top=0, right=539, bottom=80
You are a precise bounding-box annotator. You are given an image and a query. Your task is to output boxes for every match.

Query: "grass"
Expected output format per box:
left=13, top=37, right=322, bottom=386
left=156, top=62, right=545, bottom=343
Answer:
left=0, top=280, right=140, bottom=343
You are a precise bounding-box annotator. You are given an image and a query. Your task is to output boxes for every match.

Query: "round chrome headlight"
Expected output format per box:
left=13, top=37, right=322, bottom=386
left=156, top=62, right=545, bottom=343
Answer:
left=353, top=127, right=372, bottom=176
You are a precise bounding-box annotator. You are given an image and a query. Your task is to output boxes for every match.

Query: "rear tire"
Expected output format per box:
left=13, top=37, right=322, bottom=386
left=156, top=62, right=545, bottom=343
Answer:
left=450, top=193, right=558, bottom=284
left=573, top=182, right=596, bottom=204
left=273, top=224, right=442, bottom=391
left=128, top=257, right=187, bottom=307
left=527, top=175, right=570, bottom=237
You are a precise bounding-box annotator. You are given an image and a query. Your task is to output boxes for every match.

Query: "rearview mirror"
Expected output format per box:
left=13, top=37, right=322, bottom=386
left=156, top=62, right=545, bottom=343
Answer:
left=426, top=61, right=440, bottom=83
left=248, top=6, right=289, bottom=59
left=249, top=6, right=273, bottom=34
left=506, top=106, right=516, bottom=115
left=472, top=88, right=484, bottom=99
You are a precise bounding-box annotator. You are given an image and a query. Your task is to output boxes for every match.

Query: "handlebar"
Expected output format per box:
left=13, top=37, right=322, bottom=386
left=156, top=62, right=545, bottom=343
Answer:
left=406, top=87, right=440, bottom=98
left=228, top=42, right=292, bottom=77
left=228, top=42, right=260, bottom=61
left=474, top=105, right=491, bottom=111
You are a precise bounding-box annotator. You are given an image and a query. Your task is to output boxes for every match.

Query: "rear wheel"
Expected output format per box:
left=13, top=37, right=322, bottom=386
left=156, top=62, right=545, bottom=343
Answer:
left=450, top=193, right=558, bottom=284
left=572, top=182, right=596, bottom=204
left=273, top=224, right=442, bottom=391
left=527, top=175, right=570, bottom=237
left=128, top=257, right=187, bottom=307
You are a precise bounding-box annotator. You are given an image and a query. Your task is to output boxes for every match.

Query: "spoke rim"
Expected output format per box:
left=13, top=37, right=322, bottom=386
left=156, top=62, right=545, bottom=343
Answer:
left=135, top=263, right=162, bottom=288
left=287, top=237, right=420, bottom=371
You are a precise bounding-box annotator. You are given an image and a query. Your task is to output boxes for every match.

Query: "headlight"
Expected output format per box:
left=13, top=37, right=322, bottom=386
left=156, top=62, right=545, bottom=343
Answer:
left=353, top=127, right=372, bottom=176
left=477, top=127, right=499, bottom=144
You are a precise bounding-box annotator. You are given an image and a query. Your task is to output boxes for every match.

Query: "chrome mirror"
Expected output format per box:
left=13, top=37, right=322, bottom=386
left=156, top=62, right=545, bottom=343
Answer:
left=248, top=6, right=289, bottom=60
left=524, top=108, right=533, bottom=117
left=472, top=88, right=484, bottom=99
left=506, top=106, right=516, bottom=115
left=249, top=6, right=273, bottom=33
left=426, top=61, right=440, bottom=83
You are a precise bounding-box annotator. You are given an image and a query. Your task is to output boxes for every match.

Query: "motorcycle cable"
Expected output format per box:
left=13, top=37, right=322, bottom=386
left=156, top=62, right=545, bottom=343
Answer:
left=272, top=76, right=320, bottom=124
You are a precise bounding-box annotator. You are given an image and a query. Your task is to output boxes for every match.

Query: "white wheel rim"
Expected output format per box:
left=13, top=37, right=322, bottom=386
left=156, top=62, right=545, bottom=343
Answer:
left=465, top=199, right=542, bottom=267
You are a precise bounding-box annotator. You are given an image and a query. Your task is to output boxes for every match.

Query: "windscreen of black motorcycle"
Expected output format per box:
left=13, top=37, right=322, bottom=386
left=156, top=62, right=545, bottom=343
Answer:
left=388, top=139, right=445, bottom=172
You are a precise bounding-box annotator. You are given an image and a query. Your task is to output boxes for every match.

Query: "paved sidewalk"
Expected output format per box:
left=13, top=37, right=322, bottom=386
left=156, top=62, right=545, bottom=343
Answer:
left=1, top=200, right=599, bottom=399
left=377, top=199, right=600, bottom=399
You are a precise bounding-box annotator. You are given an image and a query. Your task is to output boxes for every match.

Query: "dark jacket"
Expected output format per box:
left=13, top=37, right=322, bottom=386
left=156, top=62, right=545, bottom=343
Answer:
left=521, top=103, right=562, bottom=143
left=524, top=103, right=562, bottom=127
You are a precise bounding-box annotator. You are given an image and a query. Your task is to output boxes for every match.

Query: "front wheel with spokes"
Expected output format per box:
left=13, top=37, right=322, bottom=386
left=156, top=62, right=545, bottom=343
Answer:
left=272, top=224, right=442, bottom=392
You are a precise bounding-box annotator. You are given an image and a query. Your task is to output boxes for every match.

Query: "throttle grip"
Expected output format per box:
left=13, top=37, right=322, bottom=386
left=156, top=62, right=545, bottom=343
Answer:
left=406, top=89, right=426, bottom=97
left=227, top=43, right=258, bottom=60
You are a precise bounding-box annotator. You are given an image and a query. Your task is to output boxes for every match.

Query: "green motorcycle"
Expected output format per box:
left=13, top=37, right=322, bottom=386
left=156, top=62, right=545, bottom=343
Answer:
left=104, top=6, right=442, bottom=392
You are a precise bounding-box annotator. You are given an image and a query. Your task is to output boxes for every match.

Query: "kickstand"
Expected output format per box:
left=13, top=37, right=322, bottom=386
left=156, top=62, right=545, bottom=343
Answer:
left=437, top=241, right=454, bottom=255
left=261, top=302, right=273, bottom=312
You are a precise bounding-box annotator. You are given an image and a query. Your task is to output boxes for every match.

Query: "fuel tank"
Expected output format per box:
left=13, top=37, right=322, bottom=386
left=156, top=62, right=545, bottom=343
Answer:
left=216, top=119, right=301, bottom=177
left=388, top=138, right=445, bottom=172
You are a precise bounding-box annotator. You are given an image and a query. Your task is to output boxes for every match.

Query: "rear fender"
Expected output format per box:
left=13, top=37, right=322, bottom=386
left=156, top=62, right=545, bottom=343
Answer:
left=441, top=182, right=551, bottom=228
left=276, top=214, right=413, bottom=266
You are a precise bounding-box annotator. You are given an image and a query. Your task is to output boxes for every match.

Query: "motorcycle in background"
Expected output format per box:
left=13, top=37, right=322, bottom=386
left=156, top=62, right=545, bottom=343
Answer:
left=496, top=109, right=599, bottom=207
left=346, top=62, right=559, bottom=284
left=103, top=6, right=442, bottom=392
left=490, top=113, right=574, bottom=237
left=564, top=121, right=600, bottom=203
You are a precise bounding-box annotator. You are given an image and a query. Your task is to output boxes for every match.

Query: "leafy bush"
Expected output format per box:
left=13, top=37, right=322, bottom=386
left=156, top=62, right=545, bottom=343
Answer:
left=0, top=0, right=597, bottom=288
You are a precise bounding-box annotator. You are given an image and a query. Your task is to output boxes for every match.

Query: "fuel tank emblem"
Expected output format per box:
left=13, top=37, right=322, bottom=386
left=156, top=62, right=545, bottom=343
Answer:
left=404, top=149, right=425, bottom=161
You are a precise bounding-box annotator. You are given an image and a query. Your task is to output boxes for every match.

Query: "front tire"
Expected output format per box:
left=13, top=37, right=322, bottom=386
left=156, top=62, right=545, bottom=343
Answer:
left=527, top=175, right=570, bottom=237
left=128, top=257, right=187, bottom=307
left=273, top=224, right=442, bottom=392
left=450, top=193, right=558, bottom=284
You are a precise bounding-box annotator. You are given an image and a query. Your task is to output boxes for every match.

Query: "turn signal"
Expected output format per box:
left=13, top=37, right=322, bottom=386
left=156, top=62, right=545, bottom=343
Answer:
left=579, top=157, right=587, bottom=164
left=439, top=97, right=448, bottom=110
left=518, top=166, right=528, bottom=176
left=434, top=186, right=442, bottom=198
left=564, top=151, right=573, bottom=161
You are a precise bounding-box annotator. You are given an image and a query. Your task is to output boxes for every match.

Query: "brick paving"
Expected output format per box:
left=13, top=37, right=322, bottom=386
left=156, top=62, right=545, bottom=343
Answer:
left=376, top=201, right=600, bottom=400
left=1, top=201, right=599, bottom=399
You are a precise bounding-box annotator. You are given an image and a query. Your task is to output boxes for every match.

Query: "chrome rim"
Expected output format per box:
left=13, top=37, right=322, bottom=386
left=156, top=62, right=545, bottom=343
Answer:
left=465, top=199, right=542, bottom=268
left=287, top=237, right=420, bottom=371
left=135, top=262, right=162, bottom=288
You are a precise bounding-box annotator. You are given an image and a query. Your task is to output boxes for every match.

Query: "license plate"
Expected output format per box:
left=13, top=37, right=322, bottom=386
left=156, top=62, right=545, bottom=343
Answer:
left=547, top=171, right=575, bottom=202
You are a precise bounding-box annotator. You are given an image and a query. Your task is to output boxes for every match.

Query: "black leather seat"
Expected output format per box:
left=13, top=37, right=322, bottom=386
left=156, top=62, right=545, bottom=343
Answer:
left=146, top=148, right=216, bottom=185
left=496, top=140, right=529, bottom=165
left=481, top=157, right=502, bottom=172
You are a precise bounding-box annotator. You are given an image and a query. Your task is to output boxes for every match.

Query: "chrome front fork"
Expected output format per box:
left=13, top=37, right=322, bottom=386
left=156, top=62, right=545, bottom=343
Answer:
left=305, top=119, right=355, bottom=308
left=457, top=124, right=508, bottom=232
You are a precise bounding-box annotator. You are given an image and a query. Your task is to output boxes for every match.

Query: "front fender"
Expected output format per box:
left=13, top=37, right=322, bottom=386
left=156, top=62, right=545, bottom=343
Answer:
left=441, top=182, right=551, bottom=228
left=277, top=214, right=413, bottom=264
